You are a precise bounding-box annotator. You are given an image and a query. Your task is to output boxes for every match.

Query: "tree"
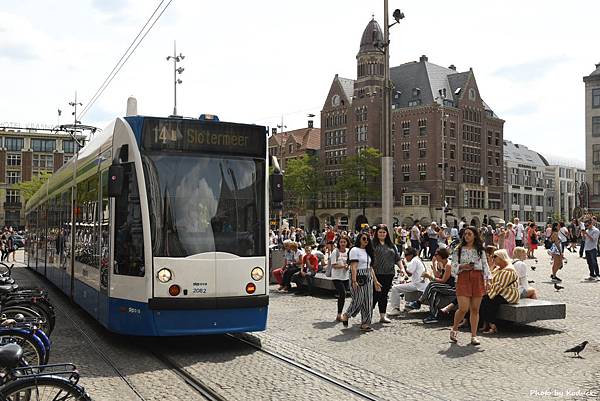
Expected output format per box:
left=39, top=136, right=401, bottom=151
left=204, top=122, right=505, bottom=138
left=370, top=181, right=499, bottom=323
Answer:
left=335, top=147, right=382, bottom=215
left=12, top=172, right=51, bottom=203
left=283, top=154, right=324, bottom=216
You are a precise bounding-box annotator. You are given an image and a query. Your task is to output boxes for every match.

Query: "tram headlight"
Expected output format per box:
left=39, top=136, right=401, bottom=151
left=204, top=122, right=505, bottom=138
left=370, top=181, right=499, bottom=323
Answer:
left=157, top=268, right=173, bottom=283
left=251, top=267, right=264, bottom=281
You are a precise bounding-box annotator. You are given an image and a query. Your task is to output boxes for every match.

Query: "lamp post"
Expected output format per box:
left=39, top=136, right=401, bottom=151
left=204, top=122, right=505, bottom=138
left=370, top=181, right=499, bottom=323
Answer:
left=435, top=93, right=449, bottom=225
left=380, top=2, right=404, bottom=231
left=166, top=41, right=184, bottom=117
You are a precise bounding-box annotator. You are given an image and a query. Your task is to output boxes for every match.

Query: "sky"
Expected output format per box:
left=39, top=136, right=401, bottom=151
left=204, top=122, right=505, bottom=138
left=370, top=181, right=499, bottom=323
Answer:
left=0, top=0, right=597, bottom=163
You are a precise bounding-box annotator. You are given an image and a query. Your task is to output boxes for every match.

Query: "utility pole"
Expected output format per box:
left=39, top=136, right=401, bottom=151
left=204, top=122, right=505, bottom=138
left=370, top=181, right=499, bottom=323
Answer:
left=166, top=41, right=184, bottom=117
left=380, top=2, right=404, bottom=230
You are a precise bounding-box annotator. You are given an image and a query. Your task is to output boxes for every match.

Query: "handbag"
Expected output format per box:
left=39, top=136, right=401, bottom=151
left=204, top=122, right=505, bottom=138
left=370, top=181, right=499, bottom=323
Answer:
left=356, top=274, right=368, bottom=286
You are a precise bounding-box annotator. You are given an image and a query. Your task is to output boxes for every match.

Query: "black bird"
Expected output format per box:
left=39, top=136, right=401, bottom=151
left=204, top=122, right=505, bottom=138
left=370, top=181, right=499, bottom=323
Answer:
left=565, top=341, right=588, bottom=357
left=530, top=265, right=536, bottom=271
left=554, top=283, right=564, bottom=291
left=528, top=280, right=535, bottom=284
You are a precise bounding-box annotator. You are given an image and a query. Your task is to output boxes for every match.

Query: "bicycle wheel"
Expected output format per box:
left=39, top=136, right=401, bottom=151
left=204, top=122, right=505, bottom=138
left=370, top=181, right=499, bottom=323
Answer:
left=1, top=306, right=52, bottom=336
left=0, top=375, right=91, bottom=401
left=0, top=332, right=45, bottom=367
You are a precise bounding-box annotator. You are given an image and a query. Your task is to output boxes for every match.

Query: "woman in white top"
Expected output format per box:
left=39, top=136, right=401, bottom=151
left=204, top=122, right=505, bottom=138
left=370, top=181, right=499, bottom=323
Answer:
left=512, top=247, right=538, bottom=299
left=330, top=236, right=351, bottom=321
left=340, top=233, right=381, bottom=332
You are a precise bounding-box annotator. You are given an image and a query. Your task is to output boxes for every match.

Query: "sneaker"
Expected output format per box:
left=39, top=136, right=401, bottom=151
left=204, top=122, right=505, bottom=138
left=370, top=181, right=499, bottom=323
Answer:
left=470, top=336, right=481, bottom=346
left=405, top=301, right=421, bottom=310
left=585, top=276, right=596, bottom=281
left=595, top=276, right=600, bottom=282
left=380, top=314, right=392, bottom=324
left=551, top=275, right=562, bottom=283
left=386, top=307, right=402, bottom=316
left=423, top=315, right=438, bottom=324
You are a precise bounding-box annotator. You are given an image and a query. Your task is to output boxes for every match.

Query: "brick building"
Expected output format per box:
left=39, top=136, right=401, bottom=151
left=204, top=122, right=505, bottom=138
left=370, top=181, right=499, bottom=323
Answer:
left=318, top=18, right=505, bottom=230
left=0, top=127, right=84, bottom=228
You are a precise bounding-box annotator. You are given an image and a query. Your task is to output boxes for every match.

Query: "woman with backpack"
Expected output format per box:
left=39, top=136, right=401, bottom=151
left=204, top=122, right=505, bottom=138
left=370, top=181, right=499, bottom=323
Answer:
left=371, top=224, right=401, bottom=323
left=340, top=233, right=381, bottom=332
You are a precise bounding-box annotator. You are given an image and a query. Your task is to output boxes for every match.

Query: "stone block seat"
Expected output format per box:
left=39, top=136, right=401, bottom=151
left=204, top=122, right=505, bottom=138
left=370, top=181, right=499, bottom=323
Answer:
left=298, top=272, right=337, bottom=291
left=402, top=291, right=566, bottom=324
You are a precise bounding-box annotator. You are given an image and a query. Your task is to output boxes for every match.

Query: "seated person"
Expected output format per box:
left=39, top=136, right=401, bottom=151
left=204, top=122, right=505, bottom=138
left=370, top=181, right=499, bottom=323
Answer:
left=314, top=244, right=327, bottom=273
left=387, top=247, right=429, bottom=316
left=272, top=240, right=291, bottom=287
left=480, top=249, right=520, bottom=334
left=513, top=246, right=538, bottom=299
left=291, top=245, right=319, bottom=294
left=405, top=248, right=456, bottom=324
left=278, top=242, right=303, bottom=292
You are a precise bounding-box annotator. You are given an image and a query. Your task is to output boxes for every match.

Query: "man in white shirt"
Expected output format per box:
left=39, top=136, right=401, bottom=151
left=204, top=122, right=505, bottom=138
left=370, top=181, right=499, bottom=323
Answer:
left=387, top=247, right=430, bottom=316
left=581, top=220, right=600, bottom=280
left=514, top=218, right=525, bottom=247
left=410, top=222, right=421, bottom=251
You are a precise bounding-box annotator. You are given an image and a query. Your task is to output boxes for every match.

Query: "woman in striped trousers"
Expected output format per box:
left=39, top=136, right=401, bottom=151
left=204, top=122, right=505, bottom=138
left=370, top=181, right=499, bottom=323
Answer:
left=341, top=233, right=381, bottom=332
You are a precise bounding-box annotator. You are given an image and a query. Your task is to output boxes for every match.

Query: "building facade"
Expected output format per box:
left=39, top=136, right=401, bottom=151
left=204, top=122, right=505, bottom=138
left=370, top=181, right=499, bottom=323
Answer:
left=0, top=127, right=84, bottom=228
left=584, top=62, right=600, bottom=211
left=503, top=141, right=552, bottom=226
left=317, top=18, right=505, bottom=230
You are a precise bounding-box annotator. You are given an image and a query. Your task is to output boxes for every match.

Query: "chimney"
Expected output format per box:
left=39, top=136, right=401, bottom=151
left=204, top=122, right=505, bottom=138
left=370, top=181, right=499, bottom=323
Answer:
left=596, top=62, right=600, bottom=69
left=271, top=127, right=277, bottom=135
left=126, top=96, right=137, bottom=116
left=419, top=55, right=428, bottom=62
left=308, top=120, right=314, bottom=128
left=448, top=64, right=456, bottom=71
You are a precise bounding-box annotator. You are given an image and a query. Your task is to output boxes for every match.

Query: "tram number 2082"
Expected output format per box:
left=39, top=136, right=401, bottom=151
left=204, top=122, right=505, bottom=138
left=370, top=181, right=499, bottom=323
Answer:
left=192, top=282, right=208, bottom=294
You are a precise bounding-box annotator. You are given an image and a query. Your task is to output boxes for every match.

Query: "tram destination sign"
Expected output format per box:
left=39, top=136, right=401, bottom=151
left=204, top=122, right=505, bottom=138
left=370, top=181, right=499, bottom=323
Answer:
left=141, top=118, right=266, bottom=156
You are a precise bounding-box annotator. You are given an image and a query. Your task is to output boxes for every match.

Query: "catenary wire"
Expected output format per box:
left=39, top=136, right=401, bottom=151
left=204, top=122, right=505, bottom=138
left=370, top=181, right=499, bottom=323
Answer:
left=78, top=0, right=174, bottom=121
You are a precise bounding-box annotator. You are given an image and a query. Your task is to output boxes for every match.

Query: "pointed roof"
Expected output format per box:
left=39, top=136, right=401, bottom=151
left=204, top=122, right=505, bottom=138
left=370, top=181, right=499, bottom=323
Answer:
left=390, top=55, right=500, bottom=118
left=584, top=62, right=600, bottom=82
left=358, top=18, right=383, bottom=54
left=337, top=76, right=355, bottom=103
left=270, top=128, right=321, bottom=151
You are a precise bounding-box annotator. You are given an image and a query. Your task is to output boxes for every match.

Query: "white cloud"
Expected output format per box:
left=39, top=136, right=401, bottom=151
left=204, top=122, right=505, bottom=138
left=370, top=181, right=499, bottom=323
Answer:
left=0, top=0, right=597, bottom=164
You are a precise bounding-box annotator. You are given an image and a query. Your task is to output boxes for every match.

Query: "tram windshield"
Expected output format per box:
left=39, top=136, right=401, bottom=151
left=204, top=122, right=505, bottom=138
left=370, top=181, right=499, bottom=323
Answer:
left=142, top=153, right=265, bottom=257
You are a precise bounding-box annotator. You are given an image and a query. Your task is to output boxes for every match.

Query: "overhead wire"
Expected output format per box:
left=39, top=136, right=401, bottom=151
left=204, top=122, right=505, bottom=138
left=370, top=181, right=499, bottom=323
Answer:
left=78, top=0, right=174, bottom=120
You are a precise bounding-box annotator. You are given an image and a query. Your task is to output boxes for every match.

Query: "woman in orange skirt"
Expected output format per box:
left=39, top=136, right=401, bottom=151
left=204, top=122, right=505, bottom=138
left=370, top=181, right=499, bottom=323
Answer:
left=450, top=226, right=491, bottom=346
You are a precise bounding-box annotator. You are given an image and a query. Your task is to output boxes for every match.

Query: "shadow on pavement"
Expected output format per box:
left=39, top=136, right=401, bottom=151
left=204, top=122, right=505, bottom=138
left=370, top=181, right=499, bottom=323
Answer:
left=327, top=328, right=363, bottom=342
left=438, top=342, right=485, bottom=358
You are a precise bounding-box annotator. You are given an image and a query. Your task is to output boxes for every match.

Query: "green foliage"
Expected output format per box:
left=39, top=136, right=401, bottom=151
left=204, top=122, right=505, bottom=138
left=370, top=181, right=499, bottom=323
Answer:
left=283, top=154, right=323, bottom=212
left=12, top=172, right=51, bottom=203
left=335, top=147, right=382, bottom=208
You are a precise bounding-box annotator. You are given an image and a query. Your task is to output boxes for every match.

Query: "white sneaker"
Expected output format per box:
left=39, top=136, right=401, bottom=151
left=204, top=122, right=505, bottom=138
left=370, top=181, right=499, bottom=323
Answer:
left=386, top=308, right=402, bottom=316
left=595, top=277, right=600, bottom=282
left=380, top=314, right=392, bottom=323
left=585, top=276, right=596, bottom=281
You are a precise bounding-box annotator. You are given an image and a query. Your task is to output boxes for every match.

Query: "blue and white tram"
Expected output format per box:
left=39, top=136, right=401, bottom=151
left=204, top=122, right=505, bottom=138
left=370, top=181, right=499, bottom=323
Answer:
left=25, top=115, right=273, bottom=335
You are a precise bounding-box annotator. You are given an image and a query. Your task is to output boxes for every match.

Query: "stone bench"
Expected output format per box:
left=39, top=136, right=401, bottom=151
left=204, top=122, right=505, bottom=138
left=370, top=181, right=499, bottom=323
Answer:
left=497, top=298, right=566, bottom=323
left=402, top=291, right=566, bottom=323
left=297, top=272, right=337, bottom=291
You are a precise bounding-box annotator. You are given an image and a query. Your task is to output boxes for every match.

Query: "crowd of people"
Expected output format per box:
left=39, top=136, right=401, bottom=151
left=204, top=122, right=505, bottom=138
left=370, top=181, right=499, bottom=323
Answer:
left=270, top=214, right=600, bottom=345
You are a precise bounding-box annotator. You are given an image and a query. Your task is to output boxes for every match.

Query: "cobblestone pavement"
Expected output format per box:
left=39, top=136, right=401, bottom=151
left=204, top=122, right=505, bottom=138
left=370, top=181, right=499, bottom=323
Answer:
left=262, top=248, right=600, bottom=401
left=10, top=248, right=600, bottom=401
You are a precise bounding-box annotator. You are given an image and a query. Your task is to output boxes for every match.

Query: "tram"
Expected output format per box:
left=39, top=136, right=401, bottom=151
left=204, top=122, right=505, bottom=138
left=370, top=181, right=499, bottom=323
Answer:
left=24, top=113, right=276, bottom=335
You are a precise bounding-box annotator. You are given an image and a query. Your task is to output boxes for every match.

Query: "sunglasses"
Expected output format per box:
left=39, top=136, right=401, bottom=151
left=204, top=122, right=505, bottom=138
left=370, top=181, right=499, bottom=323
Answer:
left=360, top=237, right=369, bottom=241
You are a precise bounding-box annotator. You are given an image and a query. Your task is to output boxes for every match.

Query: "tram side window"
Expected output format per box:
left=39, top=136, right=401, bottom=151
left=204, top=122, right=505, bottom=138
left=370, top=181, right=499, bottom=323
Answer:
left=114, top=163, right=145, bottom=276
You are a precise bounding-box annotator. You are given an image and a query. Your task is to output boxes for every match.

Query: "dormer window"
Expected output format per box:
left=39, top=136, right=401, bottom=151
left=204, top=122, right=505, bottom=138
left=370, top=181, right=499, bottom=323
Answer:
left=412, top=88, right=421, bottom=97
left=331, top=95, right=341, bottom=107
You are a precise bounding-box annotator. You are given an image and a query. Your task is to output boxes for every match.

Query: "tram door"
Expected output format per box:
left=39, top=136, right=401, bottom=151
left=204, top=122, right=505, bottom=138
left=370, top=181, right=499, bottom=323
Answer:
left=98, top=169, right=110, bottom=324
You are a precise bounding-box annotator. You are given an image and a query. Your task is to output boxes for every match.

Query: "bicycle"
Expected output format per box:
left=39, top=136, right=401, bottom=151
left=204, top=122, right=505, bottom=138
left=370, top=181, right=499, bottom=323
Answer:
left=0, top=343, right=91, bottom=401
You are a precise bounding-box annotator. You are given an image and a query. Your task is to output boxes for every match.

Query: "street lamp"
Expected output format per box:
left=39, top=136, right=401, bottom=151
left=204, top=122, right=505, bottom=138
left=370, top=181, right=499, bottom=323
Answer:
left=435, top=93, right=449, bottom=224
left=166, top=40, right=184, bottom=117
left=377, top=2, right=404, bottom=232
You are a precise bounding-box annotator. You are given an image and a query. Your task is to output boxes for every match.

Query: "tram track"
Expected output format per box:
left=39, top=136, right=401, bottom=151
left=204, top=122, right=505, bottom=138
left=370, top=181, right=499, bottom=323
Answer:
left=149, top=350, right=228, bottom=401
left=51, top=299, right=148, bottom=401
left=226, top=333, right=385, bottom=401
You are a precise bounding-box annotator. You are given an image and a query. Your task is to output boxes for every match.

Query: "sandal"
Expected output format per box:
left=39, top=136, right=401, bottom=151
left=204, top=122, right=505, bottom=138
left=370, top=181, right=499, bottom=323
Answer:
left=360, top=325, right=373, bottom=332
left=341, top=314, right=349, bottom=327
left=450, top=330, right=458, bottom=343
left=471, top=336, right=481, bottom=346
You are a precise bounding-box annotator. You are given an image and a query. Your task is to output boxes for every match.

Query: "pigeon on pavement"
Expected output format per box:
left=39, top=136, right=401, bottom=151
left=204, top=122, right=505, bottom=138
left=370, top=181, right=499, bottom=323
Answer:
left=528, top=280, right=535, bottom=284
left=554, top=283, right=564, bottom=291
left=565, top=341, right=588, bottom=357
left=530, top=265, right=536, bottom=271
